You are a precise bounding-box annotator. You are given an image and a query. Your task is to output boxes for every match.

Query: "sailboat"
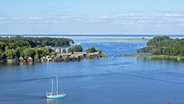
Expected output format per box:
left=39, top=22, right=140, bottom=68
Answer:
left=46, top=76, right=66, bottom=99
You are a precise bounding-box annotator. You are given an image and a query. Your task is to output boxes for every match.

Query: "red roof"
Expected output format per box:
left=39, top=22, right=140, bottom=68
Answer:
left=27, top=57, right=33, bottom=62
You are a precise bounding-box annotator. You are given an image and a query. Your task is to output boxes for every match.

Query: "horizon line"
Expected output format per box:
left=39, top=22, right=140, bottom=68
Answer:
left=0, top=33, right=184, bottom=35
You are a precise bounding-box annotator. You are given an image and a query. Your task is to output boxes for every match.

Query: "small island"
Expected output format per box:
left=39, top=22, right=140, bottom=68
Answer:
left=0, top=36, right=106, bottom=64
left=124, top=36, right=184, bottom=60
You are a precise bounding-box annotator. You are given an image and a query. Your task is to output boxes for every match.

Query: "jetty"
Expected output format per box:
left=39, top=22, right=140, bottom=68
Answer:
left=53, top=52, right=101, bottom=62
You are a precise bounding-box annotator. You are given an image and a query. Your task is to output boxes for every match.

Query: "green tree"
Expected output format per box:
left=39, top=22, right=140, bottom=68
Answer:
left=36, top=47, right=44, bottom=58
left=96, top=48, right=101, bottom=54
left=15, top=47, right=24, bottom=59
left=0, top=36, right=74, bottom=62
left=75, top=45, right=83, bottom=52
left=163, top=47, right=170, bottom=55
left=62, top=49, right=66, bottom=53
left=5, top=49, right=16, bottom=59
left=0, top=42, right=6, bottom=51
left=23, top=48, right=36, bottom=59
left=42, top=46, right=52, bottom=55
left=0, top=52, right=6, bottom=59
left=68, top=45, right=83, bottom=53
left=68, top=48, right=74, bottom=53
left=87, top=46, right=96, bottom=53
left=138, top=36, right=184, bottom=56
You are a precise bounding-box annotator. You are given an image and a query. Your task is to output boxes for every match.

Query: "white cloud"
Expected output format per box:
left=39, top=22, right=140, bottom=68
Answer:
left=165, top=13, right=184, bottom=17
left=48, top=16, right=87, bottom=24
left=27, top=16, right=43, bottom=20
left=1, top=10, right=184, bottom=29
left=95, top=10, right=184, bottom=29
left=94, top=12, right=153, bottom=28
left=0, top=17, right=9, bottom=24
left=0, top=17, right=6, bottom=20
left=12, top=17, right=24, bottom=20
left=156, top=11, right=184, bottom=26
left=57, top=16, right=72, bottom=20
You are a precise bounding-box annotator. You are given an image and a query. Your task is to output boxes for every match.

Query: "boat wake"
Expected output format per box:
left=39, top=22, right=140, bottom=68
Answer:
left=0, top=77, right=53, bottom=83
left=0, top=93, right=45, bottom=103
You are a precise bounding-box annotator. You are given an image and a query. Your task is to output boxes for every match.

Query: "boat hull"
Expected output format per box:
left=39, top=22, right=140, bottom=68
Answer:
left=46, top=94, right=66, bottom=99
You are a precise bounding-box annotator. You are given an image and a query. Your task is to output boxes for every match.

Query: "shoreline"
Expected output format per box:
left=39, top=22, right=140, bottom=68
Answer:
left=124, top=54, right=184, bottom=60
left=0, top=52, right=107, bottom=65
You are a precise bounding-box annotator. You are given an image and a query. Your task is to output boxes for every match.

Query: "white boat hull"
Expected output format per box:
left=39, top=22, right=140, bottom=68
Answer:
left=46, top=93, right=66, bottom=99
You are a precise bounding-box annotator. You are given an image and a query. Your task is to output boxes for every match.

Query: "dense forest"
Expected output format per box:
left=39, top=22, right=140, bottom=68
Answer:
left=0, top=36, right=74, bottom=62
left=137, top=36, right=184, bottom=56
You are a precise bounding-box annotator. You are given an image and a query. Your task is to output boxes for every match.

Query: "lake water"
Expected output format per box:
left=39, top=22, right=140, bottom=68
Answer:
left=0, top=36, right=184, bottom=104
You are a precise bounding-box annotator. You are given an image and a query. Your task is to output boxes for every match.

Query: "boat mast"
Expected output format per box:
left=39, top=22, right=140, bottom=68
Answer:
left=56, top=76, right=58, bottom=94
left=51, top=77, right=54, bottom=93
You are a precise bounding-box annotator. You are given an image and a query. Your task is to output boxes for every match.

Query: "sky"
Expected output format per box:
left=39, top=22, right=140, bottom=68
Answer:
left=0, top=0, right=184, bottom=34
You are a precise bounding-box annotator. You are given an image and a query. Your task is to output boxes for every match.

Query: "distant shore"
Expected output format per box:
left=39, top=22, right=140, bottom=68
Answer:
left=124, top=54, right=184, bottom=60
left=87, top=37, right=150, bottom=41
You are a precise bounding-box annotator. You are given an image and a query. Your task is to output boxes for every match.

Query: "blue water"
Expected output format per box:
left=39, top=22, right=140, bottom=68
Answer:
left=0, top=37, right=184, bottom=104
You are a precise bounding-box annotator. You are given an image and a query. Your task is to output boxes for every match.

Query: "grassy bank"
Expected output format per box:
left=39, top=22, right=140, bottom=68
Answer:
left=124, top=54, right=184, bottom=60
left=87, top=38, right=150, bottom=41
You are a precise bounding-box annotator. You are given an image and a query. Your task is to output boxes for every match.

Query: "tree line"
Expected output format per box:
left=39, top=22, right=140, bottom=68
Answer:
left=137, top=36, right=184, bottom=56
left=67, top=45, right=102, bottom=54
left=0, top=36, right=74, bottom=62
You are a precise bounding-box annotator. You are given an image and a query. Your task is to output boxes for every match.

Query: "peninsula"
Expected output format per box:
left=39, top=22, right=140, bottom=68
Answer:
left=0, top=36, right=106, bottom=64
left=124, top=36, right=184, bottom=60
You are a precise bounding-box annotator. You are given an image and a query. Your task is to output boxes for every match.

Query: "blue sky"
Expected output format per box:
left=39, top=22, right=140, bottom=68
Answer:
left=0, top=0, right=184, bottom=34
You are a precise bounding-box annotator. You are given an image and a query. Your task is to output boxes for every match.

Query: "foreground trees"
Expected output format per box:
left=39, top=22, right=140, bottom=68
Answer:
left=137, top=36, right=184, bottom=56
